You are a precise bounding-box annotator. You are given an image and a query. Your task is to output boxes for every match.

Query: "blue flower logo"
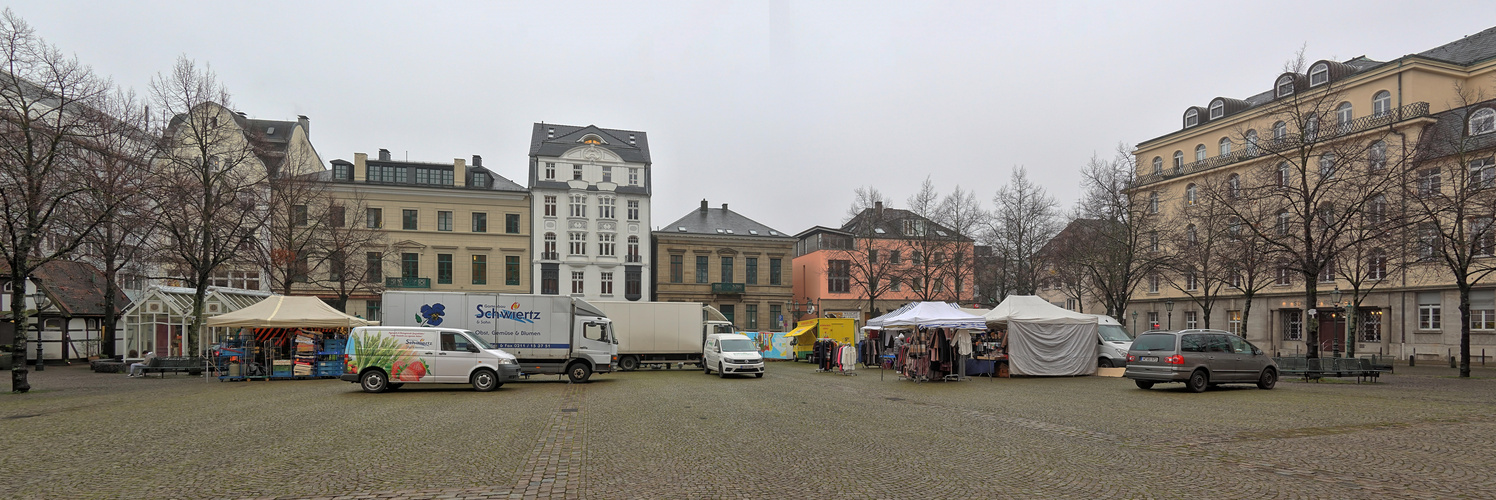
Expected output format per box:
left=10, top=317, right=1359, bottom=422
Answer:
left=418, top=303, right=446, bottom=326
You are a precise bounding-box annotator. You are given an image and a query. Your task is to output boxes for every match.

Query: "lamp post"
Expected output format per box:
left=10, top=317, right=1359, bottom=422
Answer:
left=1131, top=311, right=1138, bottom=337
left=1165, top=300, right=1175, bottom=330
left=1331, top=287, right=1344, bottom=358
left=30, top=291, right=51, bottom=372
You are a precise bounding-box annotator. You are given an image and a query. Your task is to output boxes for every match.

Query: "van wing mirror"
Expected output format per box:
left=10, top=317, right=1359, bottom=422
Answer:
left=467, top=344, right=480, bottom=353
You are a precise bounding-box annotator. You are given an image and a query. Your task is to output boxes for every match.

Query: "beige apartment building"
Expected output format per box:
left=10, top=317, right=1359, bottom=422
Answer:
left=1130, top=26, right=1496, bottom=361
left=323, top=150, right=530, bottom=321
left=653, top=201, right=795, bottom=331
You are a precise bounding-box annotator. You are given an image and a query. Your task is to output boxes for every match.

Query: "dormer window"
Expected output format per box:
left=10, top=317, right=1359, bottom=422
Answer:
left=579, top=134, right=606, bottom=145
left=1309, top=63, right=1329, bottom=87
left=1184, top=108, right=1199, bottom=128
left=1470, top=108, right=1495, bottom=136
left=1209, top=100, right=1225, bottom=119
left=1276, top=75, right=1296, bottom=97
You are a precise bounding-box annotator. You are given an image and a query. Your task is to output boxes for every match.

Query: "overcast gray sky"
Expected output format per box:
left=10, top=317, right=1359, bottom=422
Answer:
left=15, top=1, right=1496, bottom=235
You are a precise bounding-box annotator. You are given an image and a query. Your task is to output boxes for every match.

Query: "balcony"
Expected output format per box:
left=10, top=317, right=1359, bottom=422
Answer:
left=385, top=277, right=431, bottom=289
left=712, top=282, right=745, bottom=294
left=625, top=254, right=642, bottom=263
left=540, top=251, right=559, bottom=261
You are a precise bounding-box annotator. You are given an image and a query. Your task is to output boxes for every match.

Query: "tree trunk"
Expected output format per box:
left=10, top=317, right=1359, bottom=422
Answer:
left=9, top=268, right=31, bottom=393
left=1459, top=284, right=1471, bottom=378
left=1305, top=281, right=1320, bottom=359
left=102, top=269, right=119, bottom=358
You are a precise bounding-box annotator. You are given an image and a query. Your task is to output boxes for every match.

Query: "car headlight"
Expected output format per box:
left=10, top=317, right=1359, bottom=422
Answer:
left=496, top=357, right=517, bottom=365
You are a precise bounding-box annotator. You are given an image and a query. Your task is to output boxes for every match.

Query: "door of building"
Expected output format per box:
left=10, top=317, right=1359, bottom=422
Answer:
left=1317, top=311, right=1345, bottom=355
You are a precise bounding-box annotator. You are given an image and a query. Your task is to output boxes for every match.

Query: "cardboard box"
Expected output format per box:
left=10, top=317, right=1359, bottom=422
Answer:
left=1096, top=367, right=1126, bottom=378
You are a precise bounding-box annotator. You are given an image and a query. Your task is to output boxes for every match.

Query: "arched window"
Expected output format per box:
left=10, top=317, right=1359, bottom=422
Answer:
left=1152, top=156, right=1163, bottom=175
left=1319, top=154, right=1337, bottom=179
left=1278, top=162, right=1290, bottom=188
left=1209, top=100, right=1225, bottom=119
left=1184, top=108, right=1199, bottom=128
left=1273, top=121, right=1287, bottom=141
left=1244, top=130, right=1259, bottom=155
left=579, top=134, right=606, bottom=145
left=1276, top=75, right=1296, bottom=97
left=1309, top=63, right=1329, bottom=86
left=1336, top=102, right=1354, bottom=133
left=1470, top=108, right=1496, bottom=136
left=1219, top=137, right=1232, bottom=156
left=1368, top=248, right=1387, bottom=280
left=543, top=232, right=557, bottom=256
left=1277, top=210, right=1291, bottom=235
left=1185, top=183, right=1198, bottom=205
left=1368, top=194, right=1387, bottom=226
left=627, top=236, right=640, bottom=258
left=1173, top=151, right=1184, bottom=170
left=1368, top=140, right=1387, bottom=170
left=1194, top=144, right=1207, bottom=162
left=1373, top=90, right=1392, bottom=117
left=1304, top=114, right=1319, bottom=141
left=1186, top=224, right=1198, bottom=245
left=1148, top=192, right=1159, bottom=214
left=1226, top=173, right=1241, bottom=199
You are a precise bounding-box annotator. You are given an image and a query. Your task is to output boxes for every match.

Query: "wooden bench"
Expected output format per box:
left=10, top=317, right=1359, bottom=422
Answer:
left=139, top=357, right=204, bottom=377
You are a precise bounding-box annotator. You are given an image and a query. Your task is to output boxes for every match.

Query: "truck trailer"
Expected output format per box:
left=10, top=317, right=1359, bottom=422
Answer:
left=593, top=301, right=733, bottom=371
left=382, top=291, right=616, bottom=383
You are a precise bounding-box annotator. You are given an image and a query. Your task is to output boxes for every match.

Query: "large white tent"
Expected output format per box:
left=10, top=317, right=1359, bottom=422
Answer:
left=879, top=301, right=987, bottom=329
left=985, top=296, right=1097, bottom=376
left=205, top=295, right=379, bottom=329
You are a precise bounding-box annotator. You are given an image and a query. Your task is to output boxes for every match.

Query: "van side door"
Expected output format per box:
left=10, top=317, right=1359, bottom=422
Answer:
left=431, top=331, right=480, bottom=383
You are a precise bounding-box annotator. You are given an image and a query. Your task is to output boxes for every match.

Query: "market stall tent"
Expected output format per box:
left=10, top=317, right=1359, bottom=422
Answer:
left=878, top=301, right=986, bottom=329
left=205, top=295, right=378, bottom=328
left=984, top=295, right=1098, bottom=377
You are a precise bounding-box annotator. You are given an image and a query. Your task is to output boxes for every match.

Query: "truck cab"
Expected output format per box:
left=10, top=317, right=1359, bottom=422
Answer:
left=568, top=316, right=617, bottom=382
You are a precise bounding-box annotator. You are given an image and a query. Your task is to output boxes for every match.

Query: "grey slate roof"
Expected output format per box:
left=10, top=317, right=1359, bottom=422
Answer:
left=325, top=158, right=527, bottom=193
left=1414, top=97, right=1496, bottom=159
left=529, top=123, right=650, bottom=164
left=841, top=207, right=970, bottom=241
left=658, top=203, right=791, bottom=239
left=1416, top=26, right=1496, bottom=65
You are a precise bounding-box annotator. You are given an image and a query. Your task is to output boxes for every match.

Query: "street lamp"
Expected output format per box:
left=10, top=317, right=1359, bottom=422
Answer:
left=1330, top=287, right=1346, bottom=357
left=1165, top=300, right=1175, bottom=330
left=29, top=291, right=51, bottom=372
left=1131, top=311, right=1138, bottom=337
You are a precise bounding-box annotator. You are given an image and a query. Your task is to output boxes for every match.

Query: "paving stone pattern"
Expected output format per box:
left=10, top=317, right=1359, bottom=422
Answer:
left=2, top=361, right=1496, bottom=498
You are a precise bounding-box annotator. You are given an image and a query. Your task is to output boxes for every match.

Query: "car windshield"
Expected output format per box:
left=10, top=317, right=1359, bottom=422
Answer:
left=719, top=339, right=756, bottom=353
left=462, top=331, right=493, bottom=350
left=1131, top=333, right=1176, bottom=351
left=1098, top=325, right=1132, bottom=342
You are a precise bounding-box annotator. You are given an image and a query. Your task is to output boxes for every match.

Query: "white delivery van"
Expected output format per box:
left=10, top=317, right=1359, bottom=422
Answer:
left=382, top=291, right=616, bottom=383
left=340, top=326, right=521, bottom=393
left=702, top=333, right=765, bottom=378
left=1091, top=314, right=1134, bottom=367
left=595, top=301, right=734, bottom=371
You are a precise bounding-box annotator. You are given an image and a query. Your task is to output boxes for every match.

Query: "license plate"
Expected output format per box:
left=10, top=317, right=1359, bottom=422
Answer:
left=1140, top=356, right=1158, bottom=362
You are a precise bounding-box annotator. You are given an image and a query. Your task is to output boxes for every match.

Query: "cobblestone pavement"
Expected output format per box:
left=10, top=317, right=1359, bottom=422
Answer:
left=3, top=361, right=1496, bottom=499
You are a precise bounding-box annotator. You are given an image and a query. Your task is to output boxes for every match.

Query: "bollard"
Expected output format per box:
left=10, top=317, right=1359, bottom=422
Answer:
left=1451, top=356, right=1457, bottom=368
left=1410, top=354, right=1415, bottom=367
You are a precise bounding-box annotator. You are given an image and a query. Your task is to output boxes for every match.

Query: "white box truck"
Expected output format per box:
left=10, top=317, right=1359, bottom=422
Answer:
left=593, top=301, right=734, bottom=371
left=382, top=291, right=616, bottom=383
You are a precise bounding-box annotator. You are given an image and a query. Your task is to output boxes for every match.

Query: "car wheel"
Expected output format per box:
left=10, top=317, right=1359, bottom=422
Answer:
left=471, top=369, right=499, bottom=392
left=618, top=356, right=639, bottom=372
left=703, top=361, right=711, bottom=374
left=1187, top=370, right=1209, bottom=393
left=359, top=370, right=388, bottom=393
left=1134, top=379, right=1153, bottom=390
left=718, top=363, right=725, bottom=378
left=1099, top=358, right=1114, bottom=368
left=567, top=362, right=592, bottom=383
left=755, top=372, right=764, bottom=378
left=1257, top=368, right=1278, bottom=390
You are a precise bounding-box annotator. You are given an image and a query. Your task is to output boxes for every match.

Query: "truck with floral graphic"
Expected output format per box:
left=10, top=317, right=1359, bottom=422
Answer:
left=340, top=326, right=521, bottom=392
left=382, top=292, right=616, bottom=383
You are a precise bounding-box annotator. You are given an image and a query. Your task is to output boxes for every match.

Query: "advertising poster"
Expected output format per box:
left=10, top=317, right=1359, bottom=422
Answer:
left=742, top=331, right=795, bottom=359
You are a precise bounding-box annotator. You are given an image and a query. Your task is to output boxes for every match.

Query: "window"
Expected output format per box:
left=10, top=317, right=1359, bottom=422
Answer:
left=366, top=164, right=405, bottom=183
left=506, top=256, right=520, bottom=286
left=1277, top=210, right=1290, bottom=236
left=746, top=304, right=758, bottom=330
left=402, top=209, right=418, bottom=230
left=599, top=196, right=616, bottom=219
left=1148, top=192, right=1159, bottom=214
left=569, top=194, right=587, bottom=218
left=328, top=251, right=346, bottom=280
left=1229, top=272, right=1242, bottom=289
left=544, top=195, right=557, bottom=217
left=437, top=211, right=453, bottom=231
left=602, top=166, right=612, bottom=183
left=1184, top=310, right=1198, bottom=329
left=746, top=257, right=758, bottom=285
left=1244, top=130, right=1259, bottom=156
left=1184, top=108, right=1199, bottom=128
left=413, top=167, right=453, bottom=186
left=506, top=213, right=521, bottom=234
left=890, top=276, right=902, bottom=291
left=1219, top=137, right=1231, bottom=156
left=573, top=164, right=583, bottom=180
left=1228, top=217, right=1242, bottom=238
left=401, top=253, right=419, bottom=278
left=1272, top=121, right=1287, bottom=142
left=572, top=270, right=585, bottom=294
left=1146, top=311, right=1159, bottom=330
left=1227, top=174, right=1241, bottom=199
left=720, top=305, right=736, bottom=327
left=1278, top=162, right=1290, bottom=188
left=769, top=258, right=782, bottom=285
left=626, top=268, right=641, bottom=299
left=629, top=168, right=639, bottom=186
left=1149, top=231, right=1159, bottom=252
left=569, top=233, right=586, bottom=255
left=1419, top=292, right=1442, bottom=330
left=1471, top=158, right=1495, bottom=189
left=1148, top=273, right=1159, bottom=293
left=1471, top=108, right=1496, bottom=135
left=1373, top=90, right=1392, bottom=117
left=1368, top=194, right=1387, bottom=226
left=328, top=206, right=345, bottom=227
left=1337, top=102, right=1353, bottom=133
left=828, top=260, right=851, bottom=293
left=626, top=200, right=639, bottom=221
left=1471, top=291, right=1495, bottom=330
left=333, top=163, right=351, bottom=180
left=1282, top=309, right=1303, bottom=340
left=543, top=233, right=557, bottom=257
left=598, top=233, right=616, bottom=256
left=627, top=236, right=640, bottom=260
left=1186, top=224, right=1198, bottom=246
left=600, top=271, right=613, bottom=295
left=869, top=249, right=879, bottom=264
left=670, top=255, right=683, bottom=283
left=1417, top=223, right=1439, bottom=260
left=1417, top=168, right=1442, bottom=197
left=1209, top=100, right=1224, bottom=119
left=541, top=267, right=558, bottom=295
left=437, top=254, right=452, bottom=284
left=1276, top=75, right=1295, bottom=97
left=1173, top=151, right=1183, bottom=170
left=721, top=257, right=734, bottom=283
left=1319, top=259, right=1336, bottom=283
left=1276, top=265, right=1292, bottom=286
left=1304, top=114, right=1319, bottom=141
left=1359, top=309, right=1383, bottom=342
left=1152, top=156, right=1162, bottom=175
left=1185, top=184, right=1197, bottom=205
left=366, top=208, right=383, bottom=229
left=471, top=172, right=488, bottom=188
left=1194, top=144, right=1206, bottom=162
left=1368, top=248, right=1386, bottom=281
left=1319, top=154, right=1337, bottom=179
left=1470, top=216, right=1495, bottom=256
left=366, top=252, right=383, bottom=281
left=1368, top=140, right=1387, bottom=170
left=1185, top=272, right=1198, bottom=291
left=770, top=305, right=782, bottom=330
left=890, top=250, right=902, bottom=264
left=1309, top=63, right=1330, bottom=86
left=545, top=162, right=555, bottom=180
left=696, top=256, right=708, bottom=283
left=292, top=205, right=308, bottom=226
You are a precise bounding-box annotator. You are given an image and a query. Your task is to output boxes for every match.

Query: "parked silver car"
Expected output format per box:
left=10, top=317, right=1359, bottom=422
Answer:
left=1124, top=329, right=1277, bottom=392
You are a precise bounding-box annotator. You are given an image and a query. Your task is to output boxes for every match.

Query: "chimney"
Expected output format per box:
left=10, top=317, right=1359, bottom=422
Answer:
left=700, top=199, right=708, bottom=213
left=453, top=158, right=467, bottom=188
left=378, top=149, right=391, bottom=161
left=353, top=152, right=368, bottom=182
left=297, top=115, right=309, bottom=136
left=721, top=203, right=729, bottom=211
left=875, top=201, right=884, bottom=217
left=471, top=155, right=482, bottom=167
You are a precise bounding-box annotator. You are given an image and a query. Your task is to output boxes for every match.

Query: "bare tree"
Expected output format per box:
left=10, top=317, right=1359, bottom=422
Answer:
left=935, top=185, right=986, bottom=305
left=0, top=9, right=120, bottom=392
left=259, top=153, right=328, bottom=296
left=990, top=166, right=1061, bottom=295
left=1161, top=173, right=1235, bottom=329
left=1403, top=84, right=1496, bottom=377
left=1212, top=203, right=1282, bottom=346
left=151, top=56, right=268, bottom=356
left=304, top=188, right=390, bottom=312
left=836, top=191, right=901, bottom=317
left=1071, top=147, right=1165, bottom=321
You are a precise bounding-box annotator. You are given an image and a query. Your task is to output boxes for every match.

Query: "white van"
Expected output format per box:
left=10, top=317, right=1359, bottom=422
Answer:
left=1091, top=315, right=1134, bottom=368
left=702, top=333, right=764, bottom=378
left=341, top=326, right=521, bottom=392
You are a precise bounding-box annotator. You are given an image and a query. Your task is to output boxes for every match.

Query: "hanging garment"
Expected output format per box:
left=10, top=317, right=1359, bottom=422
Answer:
left=956, top=331, right=973, bottom=356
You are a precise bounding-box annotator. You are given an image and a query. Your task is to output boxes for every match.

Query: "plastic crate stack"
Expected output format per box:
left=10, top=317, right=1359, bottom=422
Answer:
left=315, top=338, right=347, bottom=378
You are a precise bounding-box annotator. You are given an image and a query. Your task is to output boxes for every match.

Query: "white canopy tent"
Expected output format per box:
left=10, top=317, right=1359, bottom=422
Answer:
left=204, top=295, right=379, bottom=329
left=985, top=295, right=1098, bottom=377
left=879, top=301, right=986, bottom=329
